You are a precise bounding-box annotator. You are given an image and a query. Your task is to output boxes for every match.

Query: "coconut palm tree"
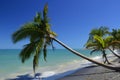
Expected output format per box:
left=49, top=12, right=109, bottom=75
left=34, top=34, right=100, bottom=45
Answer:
left=12, top=4, right=56, bottom=74
left=50, top=35, right=120, bottom=71
left=86, top=35, right=114, bottom=64
left=86, top=27, right=120, bottom=60
left=86, top=27, right=110, bottom=64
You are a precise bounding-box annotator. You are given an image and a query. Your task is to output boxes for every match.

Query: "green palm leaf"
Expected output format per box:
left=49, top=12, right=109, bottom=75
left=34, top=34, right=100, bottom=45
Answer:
left=19, top=42, right=36, bottom=63
left=12, top=23, right=44, bottom=43
left=104, top=36, right=113, bottom=42
left=86, top=42, right=97, bottom=49
left=94, top=35, right=105, bottom=48
left=90, top=49, right=99, bottom=55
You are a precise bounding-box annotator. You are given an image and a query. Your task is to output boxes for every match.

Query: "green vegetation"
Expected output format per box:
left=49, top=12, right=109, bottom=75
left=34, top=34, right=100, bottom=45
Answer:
left=85, top=27, right=120, bottom=64
left=110, top=29, right=120, bottom=49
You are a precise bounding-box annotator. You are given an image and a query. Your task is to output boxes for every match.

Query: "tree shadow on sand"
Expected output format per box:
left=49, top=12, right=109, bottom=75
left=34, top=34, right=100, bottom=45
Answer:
left=6, top=73, right=41, bottom=80
left=65, top=66, right=119, bottom=77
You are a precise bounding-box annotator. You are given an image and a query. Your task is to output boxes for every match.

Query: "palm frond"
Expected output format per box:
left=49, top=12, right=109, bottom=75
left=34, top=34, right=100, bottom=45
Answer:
left=43, top=3, right=48, bottom=18
left=33, top=55, right=39, bottom=74
left=33, top=39, right=44, bottom=73
left=94, top=35, right=105, bottom=48
left=85, top=42, right=98, bottom=49
left=34, top=12, right=42, bottom=24
left=110, top=41, right=120, bottom=49
left=35, top=39, right=43, bottom=54
left=12, top=23, right=44, bottom=43
left=104, top=36, right=113, bottom=43
left=19, top=42, right=36, bottom=63
left=90, top=49, right=99, bottom=55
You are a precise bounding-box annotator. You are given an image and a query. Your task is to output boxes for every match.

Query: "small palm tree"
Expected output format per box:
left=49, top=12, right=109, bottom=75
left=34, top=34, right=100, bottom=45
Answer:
left=86, top=35, right=113, bottom=64
left=86, top=27, right=111, bottom=64
left=12, top=4, right=56, bottom=74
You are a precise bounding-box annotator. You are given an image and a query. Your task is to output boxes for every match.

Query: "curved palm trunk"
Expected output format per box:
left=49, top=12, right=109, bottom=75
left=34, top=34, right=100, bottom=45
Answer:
left=108, top=48, right=120, bottom=59
left=51, top=37, right=120, bottom=71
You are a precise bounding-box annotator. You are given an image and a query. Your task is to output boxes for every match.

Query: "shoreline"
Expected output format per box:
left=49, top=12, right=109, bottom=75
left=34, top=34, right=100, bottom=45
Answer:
left=39, top=54, right=118, bottom=80
left=4, top=53, right=118, bottom=80
left=58, top=63, right=120, bottom=80
left=58, top=56, right=120, bottom=80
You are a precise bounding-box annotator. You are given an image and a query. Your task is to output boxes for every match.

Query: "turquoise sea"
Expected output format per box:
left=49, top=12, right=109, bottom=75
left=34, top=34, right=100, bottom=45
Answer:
left=0, top=49, right=106, bottom=80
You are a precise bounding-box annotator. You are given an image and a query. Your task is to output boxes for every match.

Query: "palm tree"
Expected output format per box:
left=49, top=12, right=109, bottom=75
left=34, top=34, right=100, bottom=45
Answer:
left=86, top=27, right=110, bottom=64
left=50, top=35, right=120, bottom=71
left=86, top=35, right=113, bottom=64
left=12, top=4, right=56, bottom=74
left=86, top=27, right=120, bottom=60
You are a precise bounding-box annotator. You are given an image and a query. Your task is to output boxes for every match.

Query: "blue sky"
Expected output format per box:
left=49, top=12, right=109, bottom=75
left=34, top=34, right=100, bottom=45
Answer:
left=0, top=0, right=120, bottom=49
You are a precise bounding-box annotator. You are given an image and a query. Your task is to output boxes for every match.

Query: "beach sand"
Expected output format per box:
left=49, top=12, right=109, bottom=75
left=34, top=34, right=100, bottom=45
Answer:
left=58, top=58, right=120, bottom=80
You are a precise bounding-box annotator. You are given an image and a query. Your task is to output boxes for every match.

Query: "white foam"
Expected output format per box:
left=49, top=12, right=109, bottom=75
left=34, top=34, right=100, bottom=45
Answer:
left=42, top=55, right=114, bottom=80
left=92, top=56, right=101, bottom=60
left=39, top=60, right=94, bottom=80
left=40, top=71, right=55, bottom=78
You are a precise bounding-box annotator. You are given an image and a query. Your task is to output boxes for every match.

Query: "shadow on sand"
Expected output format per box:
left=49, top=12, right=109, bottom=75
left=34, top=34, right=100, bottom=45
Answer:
left=6, top=73, right=41, bottom=80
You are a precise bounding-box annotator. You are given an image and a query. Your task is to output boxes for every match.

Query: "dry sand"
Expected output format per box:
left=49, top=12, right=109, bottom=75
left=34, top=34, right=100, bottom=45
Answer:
left=58, top=59, right=120, bottom=80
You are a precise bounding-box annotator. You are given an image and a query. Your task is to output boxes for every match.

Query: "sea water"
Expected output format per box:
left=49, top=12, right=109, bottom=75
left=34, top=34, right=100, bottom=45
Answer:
left=0, top=49, right=110, bottom=80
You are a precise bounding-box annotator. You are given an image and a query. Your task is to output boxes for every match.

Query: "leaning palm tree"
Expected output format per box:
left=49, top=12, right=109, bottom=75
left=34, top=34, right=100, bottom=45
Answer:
left=50, top=35, right=120, bottom=71
left=12, top=4, right=56, bottom=74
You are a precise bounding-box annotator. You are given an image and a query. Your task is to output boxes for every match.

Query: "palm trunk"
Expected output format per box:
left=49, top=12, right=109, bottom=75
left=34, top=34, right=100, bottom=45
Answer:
left=102, top=50, right=111, bottom=64
left=51, top=37, right=120, bottom=71
left=108, top=48, right=120, bottom=59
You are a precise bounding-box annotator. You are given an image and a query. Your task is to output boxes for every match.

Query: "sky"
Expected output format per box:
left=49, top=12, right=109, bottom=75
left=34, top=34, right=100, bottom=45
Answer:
left=0, top=0, right=120, bottom=49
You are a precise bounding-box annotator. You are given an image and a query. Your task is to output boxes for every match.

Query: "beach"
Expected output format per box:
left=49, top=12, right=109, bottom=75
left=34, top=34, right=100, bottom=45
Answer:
left=0, top=49, right=120, bottom=80
left=58, top=64, right=120, bottom=80
left=0, top=49, right=95, bottom=80
left=58, top=57, right=120, bottom=80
